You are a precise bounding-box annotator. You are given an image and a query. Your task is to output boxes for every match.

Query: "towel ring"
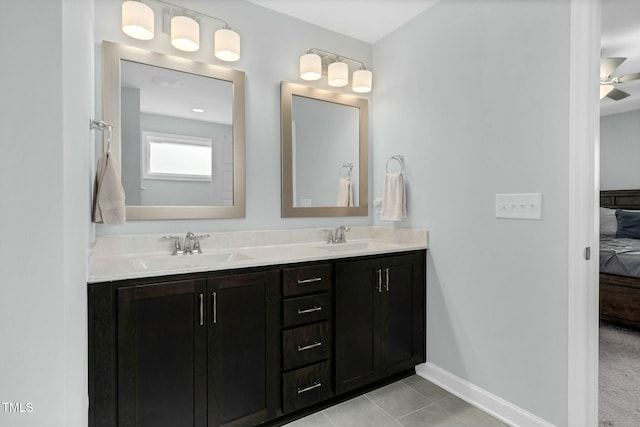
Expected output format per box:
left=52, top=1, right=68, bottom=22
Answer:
left=386, top=155, right=404, bottom=173
left=340, top=163, right=353, bottom=179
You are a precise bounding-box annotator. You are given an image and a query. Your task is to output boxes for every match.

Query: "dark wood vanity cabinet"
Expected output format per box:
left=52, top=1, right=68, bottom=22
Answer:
left=281, top=264, right=333, bottom=413
left=116, top=279, right=208, bottom=427
left=89, top=270, right=280, bottom=427
left=334, top=252, right=426, bottom=394
left=207, top=271, right=281, bottom=426
left=89, top=250, right=426, bottom=427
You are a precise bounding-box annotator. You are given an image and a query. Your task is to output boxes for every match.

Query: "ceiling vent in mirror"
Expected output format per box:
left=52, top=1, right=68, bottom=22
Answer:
left=121, top=0, right=240, bottom=61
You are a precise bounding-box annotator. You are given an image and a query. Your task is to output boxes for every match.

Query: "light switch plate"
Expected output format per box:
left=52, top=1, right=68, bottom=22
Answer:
left=495, top=193, right=542, bottom=220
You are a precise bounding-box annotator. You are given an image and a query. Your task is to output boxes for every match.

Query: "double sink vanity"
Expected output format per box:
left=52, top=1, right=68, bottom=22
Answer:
left=88, top=227, right=428, bottom=427
left=91, top=40, right=427, bottom=427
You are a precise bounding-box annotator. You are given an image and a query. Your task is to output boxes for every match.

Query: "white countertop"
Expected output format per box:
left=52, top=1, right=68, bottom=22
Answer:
left=88, top=227, right=428, bottom=283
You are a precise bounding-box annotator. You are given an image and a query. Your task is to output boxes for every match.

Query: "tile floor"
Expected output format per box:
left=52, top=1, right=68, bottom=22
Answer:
left=283, top=375, right=508, bottom=427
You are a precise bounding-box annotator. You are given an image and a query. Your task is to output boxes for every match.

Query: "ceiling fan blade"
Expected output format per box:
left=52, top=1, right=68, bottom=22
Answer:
left=600, top=84, right=614, bottom=100
left=616, top=72, right=640, bottom=83
left=607, top=88, right=630, bottom=101
left=601, top=57, right=626, bottom=79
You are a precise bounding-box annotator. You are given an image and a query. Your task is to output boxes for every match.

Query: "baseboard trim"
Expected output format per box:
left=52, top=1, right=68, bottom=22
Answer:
left=416, top=363, right=556, bottom=427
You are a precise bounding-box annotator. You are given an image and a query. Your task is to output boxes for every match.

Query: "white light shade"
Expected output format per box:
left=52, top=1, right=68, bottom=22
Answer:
left=215, top=28, right=241, bottom=62
left=122, top=1, right=154, bottom=40
left=328, top=62, right=349, bottom=87
left=600, top=84, right=614, bottom=100
left=352, top=69, right=373, bottom=93
left=171, top=16, right=200, bottom=52
left=300, top=53, right=322, bottom=81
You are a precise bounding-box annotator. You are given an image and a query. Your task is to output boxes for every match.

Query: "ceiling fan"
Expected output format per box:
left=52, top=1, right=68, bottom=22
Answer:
left=600, top=57, right=640, bottom=100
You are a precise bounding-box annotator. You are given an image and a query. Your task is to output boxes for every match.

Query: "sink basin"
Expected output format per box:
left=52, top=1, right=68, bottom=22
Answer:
left=138, top=252, right=252, bottom=271
left=317, top=242, right=372, bottom=252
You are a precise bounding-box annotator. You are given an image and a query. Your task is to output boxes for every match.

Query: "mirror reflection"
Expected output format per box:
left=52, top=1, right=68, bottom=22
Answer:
left=102, top=41, right=245, bottom=220
left=281, top=82, right=368, bottom=217
left=121, top=60, right=234, bottom=207
left=292, top=94, right=360, bottom=207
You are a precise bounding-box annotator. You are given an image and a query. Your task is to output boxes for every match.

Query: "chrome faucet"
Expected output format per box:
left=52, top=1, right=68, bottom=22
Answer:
left=323, top=226, right=350, bottom=244
left=183, top=232, right=197, bottom=254
left=165, top=232, right=206, bottom=255
left=334, top=226, right=350, bottom=243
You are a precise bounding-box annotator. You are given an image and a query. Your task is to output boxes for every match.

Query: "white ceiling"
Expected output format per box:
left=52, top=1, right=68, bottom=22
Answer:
left=245, top=0, right=440, bottom=44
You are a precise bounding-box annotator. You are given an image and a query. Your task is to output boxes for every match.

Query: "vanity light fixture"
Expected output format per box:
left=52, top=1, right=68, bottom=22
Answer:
left=171, top=15, right=199, bottom=52
left=192, top=108, right=205, bottom=113
left=300, top=48, right=373, bottom=93
left=328, top=61, right=349, bottom=87
left=122, top=1, right=155, bottom=40
left=300, top=53, right=322, bottom=81
left=120, top=0, right=240, bottom=61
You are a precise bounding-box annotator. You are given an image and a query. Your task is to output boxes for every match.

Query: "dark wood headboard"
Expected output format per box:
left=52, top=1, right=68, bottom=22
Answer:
left=601, top=189, right=640, bottom=209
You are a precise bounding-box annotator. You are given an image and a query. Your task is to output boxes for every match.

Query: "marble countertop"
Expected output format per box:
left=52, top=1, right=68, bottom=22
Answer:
left=88, top=226, right=428, bottom=283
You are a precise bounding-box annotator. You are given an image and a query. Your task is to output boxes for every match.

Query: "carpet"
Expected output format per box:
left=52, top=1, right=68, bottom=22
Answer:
left=599, top=322, right=640, bottom=427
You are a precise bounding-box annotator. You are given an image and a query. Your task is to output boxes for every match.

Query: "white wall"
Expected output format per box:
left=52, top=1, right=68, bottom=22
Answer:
left=600, top=109, right=640, bottom=190
left=373, top=0, right=571, bottom=425
left=0, top=1, right=92, bottom=426
left=93, top=0, right=373, bottom=235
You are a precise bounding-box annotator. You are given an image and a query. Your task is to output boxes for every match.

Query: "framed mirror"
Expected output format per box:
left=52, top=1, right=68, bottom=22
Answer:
left=102, top=41, right=245, bottom=220
left=281, top=82, right=368, bottom=217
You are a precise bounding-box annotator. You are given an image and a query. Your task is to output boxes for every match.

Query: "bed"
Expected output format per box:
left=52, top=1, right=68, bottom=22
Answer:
left=600, top=189, right=640, bottom=330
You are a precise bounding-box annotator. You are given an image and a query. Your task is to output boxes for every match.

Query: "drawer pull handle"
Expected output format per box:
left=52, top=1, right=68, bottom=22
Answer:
left=297, top=277, right=322, bottom=284
left=297, top=306, right=322, bottom=315
left=297, top=341, right=322, bottom=352
left=297, top=382, right=322, bottom=394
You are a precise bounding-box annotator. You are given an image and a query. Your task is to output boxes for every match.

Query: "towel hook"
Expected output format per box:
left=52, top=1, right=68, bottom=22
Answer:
left=386, top=155, right=404, bottom=173
left=90, top=119, right=114, bottom=153
left=340, top=163, right=353, bottom=179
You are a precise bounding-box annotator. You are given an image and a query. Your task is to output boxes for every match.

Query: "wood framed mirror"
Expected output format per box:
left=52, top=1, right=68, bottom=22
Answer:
left=281, top=82, right=368, bottom=217
left=102, top=41, right=245, bottom=220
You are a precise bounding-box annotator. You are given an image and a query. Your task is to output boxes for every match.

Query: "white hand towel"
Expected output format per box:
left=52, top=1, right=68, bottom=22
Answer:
left=92, top=152, right=126, bottom=225
left=337, top=178, right=353, bottom=207
left=381, top=172, right=406, bottom=221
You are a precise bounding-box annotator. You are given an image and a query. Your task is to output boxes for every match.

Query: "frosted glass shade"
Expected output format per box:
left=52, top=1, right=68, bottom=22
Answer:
left=122, top=1, right=154, bottom=40
left=328, top=62, right=349, bottom=87
left=171, top=16, right=200, bottom=52
left=300, top=53, right=322, bottom=81
left=352, top=69, right=373, bottom=93
left=600, top=84, right=614, bottom=100
left=215, top=28, right=241, bottom=62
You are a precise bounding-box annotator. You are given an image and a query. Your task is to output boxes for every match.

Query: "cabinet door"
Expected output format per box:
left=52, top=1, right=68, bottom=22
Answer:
left=208, top=271, right=280, bottom=427
left=380, top=253, right=426, bottom=376
left=117, top=279, right=207, bottom=427
left=334, top=258, right=381, bottom=394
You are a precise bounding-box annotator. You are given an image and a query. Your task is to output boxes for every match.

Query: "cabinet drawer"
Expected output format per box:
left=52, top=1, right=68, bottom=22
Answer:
left=283, top=293, right=330, bottom=327
left=283, top=361, right=332, bottom=413
left=283, top=322, right=330, bottom=371
left=283, top=264, right=331, bottom=297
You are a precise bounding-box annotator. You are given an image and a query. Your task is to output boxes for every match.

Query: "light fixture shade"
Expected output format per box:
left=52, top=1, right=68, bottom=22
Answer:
left=300, top=53, right=322, bottom=81
left=600, top=84, right=614, bottom=100
left=171, top=15, right=200, bottom=52
left=352, top=69, right=373, bottom=93
left=214, top=28, right=241, bottom=62
left=122, top=1, right=154, bottom=40
left=328, top=61, right=349, bottom=87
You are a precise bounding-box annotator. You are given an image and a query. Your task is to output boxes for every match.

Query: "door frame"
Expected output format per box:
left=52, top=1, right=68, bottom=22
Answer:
left=568, top=0, right=600, bottom=426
